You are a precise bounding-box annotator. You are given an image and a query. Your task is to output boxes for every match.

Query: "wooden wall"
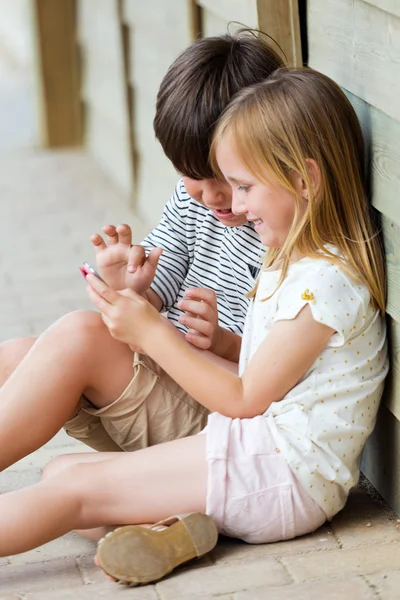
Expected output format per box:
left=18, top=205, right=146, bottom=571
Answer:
left=77, top=0, right=134, bottom=199
left=74, top=0, right=301, bottom=229
left=307, top=0, right=400, bottom=512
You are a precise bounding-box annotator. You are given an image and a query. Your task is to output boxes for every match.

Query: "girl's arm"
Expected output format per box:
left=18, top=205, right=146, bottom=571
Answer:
left=87, top=277, right=334, bottom=418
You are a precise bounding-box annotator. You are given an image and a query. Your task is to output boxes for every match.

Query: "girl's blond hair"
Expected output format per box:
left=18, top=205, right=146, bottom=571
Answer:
left=210, top=68, right=386, bottom=314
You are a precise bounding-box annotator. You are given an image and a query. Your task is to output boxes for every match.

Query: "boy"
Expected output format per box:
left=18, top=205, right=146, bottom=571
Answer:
left=0, top=30, right=284, bottom=471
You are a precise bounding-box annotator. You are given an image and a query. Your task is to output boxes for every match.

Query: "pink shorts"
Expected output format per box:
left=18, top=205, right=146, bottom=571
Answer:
left=204, top=413, right=326, bottom=544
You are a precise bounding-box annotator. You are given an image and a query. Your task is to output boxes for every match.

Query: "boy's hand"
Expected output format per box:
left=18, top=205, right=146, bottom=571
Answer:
left=177, top=288, right=223, bottom=351
left=91, top=224, right=162, bottom=293
left=86, top=273, right=162, bottom=347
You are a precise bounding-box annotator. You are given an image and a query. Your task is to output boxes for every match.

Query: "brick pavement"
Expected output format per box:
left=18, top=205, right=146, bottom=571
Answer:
left=0, top=149, right=399, bottom=600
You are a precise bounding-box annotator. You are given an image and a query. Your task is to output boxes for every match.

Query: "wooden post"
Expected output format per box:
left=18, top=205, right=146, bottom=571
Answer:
left=257, top=0, right=302, bottom=67
left=32, top=0, right=81, bottom=147
left=189, top=0, right=203, bottom=41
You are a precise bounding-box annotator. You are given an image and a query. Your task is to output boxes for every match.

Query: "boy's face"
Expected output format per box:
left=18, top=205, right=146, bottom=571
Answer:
left=182, top=177, right=247, bottom=227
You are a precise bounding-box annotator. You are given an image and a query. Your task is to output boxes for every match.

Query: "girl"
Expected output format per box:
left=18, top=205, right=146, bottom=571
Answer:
left=0, top=68, right=388, bottom=585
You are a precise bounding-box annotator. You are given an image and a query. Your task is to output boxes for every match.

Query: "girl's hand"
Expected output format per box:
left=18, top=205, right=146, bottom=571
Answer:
left=177, top=288, right=223, bottom=351
left=91, top=224, right=162, bottom=293
left=86, top=273, right=162, bottom=347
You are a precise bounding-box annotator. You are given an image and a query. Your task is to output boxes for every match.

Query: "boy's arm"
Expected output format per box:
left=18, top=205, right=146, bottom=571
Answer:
left=140, top=182, right=191, bottom=312
left=142, top=287, right=163, bottom=312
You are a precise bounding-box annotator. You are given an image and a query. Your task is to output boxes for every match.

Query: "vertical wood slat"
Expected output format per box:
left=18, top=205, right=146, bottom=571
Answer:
left=257, top=0, right=302, bottom=66
left=189, top=0, right=203, bottom=40
left=117, top=0, right=137, bottom=200
left=32, top=0, right=81, bottom=147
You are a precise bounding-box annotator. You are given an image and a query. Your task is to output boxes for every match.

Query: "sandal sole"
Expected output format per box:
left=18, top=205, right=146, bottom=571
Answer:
left=96, top=513, right=218, bottom=585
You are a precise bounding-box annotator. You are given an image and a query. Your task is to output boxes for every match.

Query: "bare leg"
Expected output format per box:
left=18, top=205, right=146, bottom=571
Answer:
left=42, top=451, right=120, bottom=542
left=0, top=310, right=135, bottom=471
left=0, top=337, right=36, bottom=386
left=0, top=435, right=207, bottom=557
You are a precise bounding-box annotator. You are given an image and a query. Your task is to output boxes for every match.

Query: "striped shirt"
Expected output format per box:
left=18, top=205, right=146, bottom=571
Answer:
left=141, top=179, right=265, bottom=335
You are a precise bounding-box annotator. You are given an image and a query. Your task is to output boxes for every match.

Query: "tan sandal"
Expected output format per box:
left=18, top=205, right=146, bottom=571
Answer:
left=96, top=513, right=218, bottom=585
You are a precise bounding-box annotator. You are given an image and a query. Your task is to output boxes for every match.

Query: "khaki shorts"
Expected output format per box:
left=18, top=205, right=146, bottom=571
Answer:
left=64, top=353, right=210, bottom=452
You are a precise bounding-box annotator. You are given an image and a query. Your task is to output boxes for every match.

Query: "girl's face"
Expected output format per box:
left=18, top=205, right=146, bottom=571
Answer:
left=215, top=136, right=307, bottom=248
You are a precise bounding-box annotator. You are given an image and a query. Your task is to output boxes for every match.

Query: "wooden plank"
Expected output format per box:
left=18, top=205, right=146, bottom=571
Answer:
left=257, top=0, right=302, bottom=66
left=382, top=216, right=400, bottom=324
left=384, top=316, right=400, bottom=420
left=188, top=0, right=203, bottom=40
left=362, top=403, right=400, bottom=515
left=363, top=0, right=400, bottom=18
left=196, top=0, right=258, bottom=26
left=77, top=0, right=134, bottom=199
left=32, top=0, right=81, bottom=147
left=202, top=8, right=232, bottom=37
left=123, top=0, right=193, bottom=220
left=84, top=103, right=134, bottom=199
left=308, top=0, right=400, bottom=122
left=124, top=0, right=192, bottom=30
left=344, top=90, right=400, bottom=229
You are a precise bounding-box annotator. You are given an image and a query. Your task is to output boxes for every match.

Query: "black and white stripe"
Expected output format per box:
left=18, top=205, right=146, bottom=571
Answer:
left=141, top=179, right=265, bottom=335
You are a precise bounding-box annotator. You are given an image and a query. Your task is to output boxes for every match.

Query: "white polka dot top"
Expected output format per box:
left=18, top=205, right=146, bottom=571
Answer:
left=239, top=249, right=388, bottom=519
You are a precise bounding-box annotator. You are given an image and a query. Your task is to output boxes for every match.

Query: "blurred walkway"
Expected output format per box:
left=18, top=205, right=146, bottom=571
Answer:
left=0, top=43, right=399, bottom=600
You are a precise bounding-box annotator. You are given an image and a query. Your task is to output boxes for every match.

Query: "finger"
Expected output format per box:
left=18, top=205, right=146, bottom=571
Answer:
left=184, top=288, right=217, bottom=305
left=90, top=233, right=107, bottom=252
left=115, top=223, right=133, bottom=247
left=86, top=284, right=113, bottom=314
left=185, top=331, right=211, bottom=351
left=177, top=299, right=213, bottom=320
left=101, top=225, right=119, bottom=246
left=146, top=248, right=163, bottom=270
left=86, top=273, right=120, bottom=305
left=178, top=315, right=213, bottom=337
left=127, top=245, right=146, bottom=272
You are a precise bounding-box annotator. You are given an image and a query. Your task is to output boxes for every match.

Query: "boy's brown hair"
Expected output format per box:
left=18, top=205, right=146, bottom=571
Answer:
left=154, top=29, right=285, bottom=181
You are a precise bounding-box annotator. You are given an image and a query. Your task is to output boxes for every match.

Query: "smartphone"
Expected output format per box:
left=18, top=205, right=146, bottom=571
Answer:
left=79, top=262, right=107, bottom=284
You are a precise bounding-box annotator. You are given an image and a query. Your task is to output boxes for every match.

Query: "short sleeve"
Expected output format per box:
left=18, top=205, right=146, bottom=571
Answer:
left=273, top=261, right=371, bottom=346
left=141, top=180, right=190, bottom=310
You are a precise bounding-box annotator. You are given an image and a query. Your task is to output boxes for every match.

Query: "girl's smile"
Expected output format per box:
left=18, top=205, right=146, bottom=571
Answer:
left=215, top=136, right=308, bottom=247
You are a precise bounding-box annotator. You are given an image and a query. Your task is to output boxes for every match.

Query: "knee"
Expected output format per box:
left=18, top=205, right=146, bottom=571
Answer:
left=51, top=310, right=107, bottom=350
left=0, top=336, right=36, bottom=383
left=41, top=454, right=74, bottom=481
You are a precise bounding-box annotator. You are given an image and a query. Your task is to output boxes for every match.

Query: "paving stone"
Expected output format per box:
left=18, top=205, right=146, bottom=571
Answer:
left=331, top=488, right=400, bottom=547
left=75, top=554, right=108, bottom=585
left=367, top=570, right=400, bottom=600
left=282, top=541, right=400, bottom=582
left=9, top=534, right=94, bottom=566
left=156, top=558, right=291, bottom=599
left=26, top=583, right=158, bottom=600
left=0, top=557, right=83, bottom=594
left=0, top=468, right=41, bottom=493
left=44, top=430, right=80, bottom=449
left=211, top=526, right=338, bottom=565
left=234, top=576, right=375, bottom=599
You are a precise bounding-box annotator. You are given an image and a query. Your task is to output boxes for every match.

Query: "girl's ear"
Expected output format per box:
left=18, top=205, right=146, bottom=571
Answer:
left=305, top=159, right=321, bottom=198
left=292, top=159, right=321, bottom=200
